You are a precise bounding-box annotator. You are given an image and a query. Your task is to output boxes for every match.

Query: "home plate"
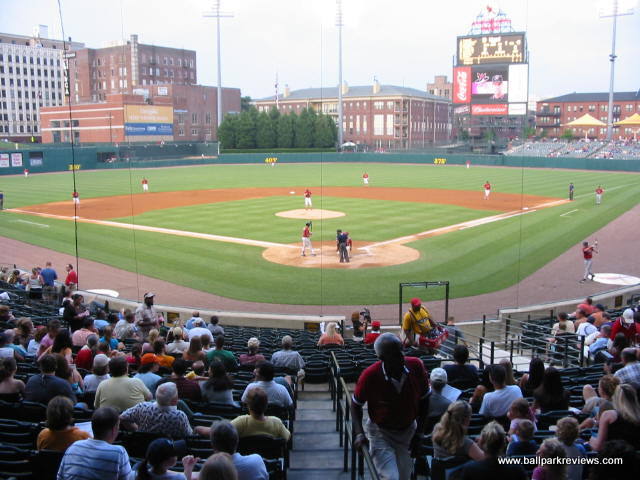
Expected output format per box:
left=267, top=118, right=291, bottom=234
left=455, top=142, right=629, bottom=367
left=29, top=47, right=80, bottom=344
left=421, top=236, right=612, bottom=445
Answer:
left=592, top=273, right=640, bottom=286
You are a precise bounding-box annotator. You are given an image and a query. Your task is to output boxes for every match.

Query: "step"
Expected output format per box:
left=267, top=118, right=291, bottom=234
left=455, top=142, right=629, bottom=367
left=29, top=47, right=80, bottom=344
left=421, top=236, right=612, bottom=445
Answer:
left=293, top=432, right=341, bottom=449
left=289, top=449, right=344, bottom=469
left=295, top=420, right=337, bottom=433
left=296, top=399, right=334, bottom=409
left=298, top=391, right=334, bottom=401
left=287, top=469, right=353, bottom=480
left=301, top=383, right=331, bottom=393
left=296, top=409, right=336, bottom=421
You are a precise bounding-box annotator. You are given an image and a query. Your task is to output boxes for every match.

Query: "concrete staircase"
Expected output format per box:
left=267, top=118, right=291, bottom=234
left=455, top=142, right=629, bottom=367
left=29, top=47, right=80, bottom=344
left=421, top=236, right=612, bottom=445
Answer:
left=288, top=382, right=361, bottom=480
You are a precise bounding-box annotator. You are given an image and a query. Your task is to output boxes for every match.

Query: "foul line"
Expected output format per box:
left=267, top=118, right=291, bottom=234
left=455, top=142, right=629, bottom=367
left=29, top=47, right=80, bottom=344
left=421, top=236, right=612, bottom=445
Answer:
left=12, top=219, right=50, bottom=228
left=6, top=209, right=297, bottom=250
left=560, top=209, right=579, bottom=217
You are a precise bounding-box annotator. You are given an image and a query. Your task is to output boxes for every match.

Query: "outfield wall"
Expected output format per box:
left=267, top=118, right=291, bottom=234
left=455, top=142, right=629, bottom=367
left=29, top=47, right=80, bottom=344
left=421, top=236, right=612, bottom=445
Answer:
left=2, top=147, right=640, bottom=175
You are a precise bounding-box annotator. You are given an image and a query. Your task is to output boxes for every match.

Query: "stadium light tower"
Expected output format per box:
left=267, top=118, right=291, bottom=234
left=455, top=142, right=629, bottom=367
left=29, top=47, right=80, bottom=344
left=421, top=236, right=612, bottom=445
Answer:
left=204, top=1, right=233, bottom=128
left=336, top=0, right=344, bottom=149
left=599, top=0, right=635, bottom=141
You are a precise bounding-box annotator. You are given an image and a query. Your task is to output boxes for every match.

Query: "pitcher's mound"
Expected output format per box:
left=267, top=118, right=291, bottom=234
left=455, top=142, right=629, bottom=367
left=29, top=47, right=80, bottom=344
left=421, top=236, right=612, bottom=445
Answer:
left=275, top=209, right=345, bottom=220
left=262, top=241, right=420, bottom=269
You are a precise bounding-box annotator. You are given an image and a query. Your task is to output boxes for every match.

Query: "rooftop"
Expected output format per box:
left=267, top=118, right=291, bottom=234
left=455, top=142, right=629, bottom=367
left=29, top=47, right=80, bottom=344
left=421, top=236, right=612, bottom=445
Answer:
left=539, top=91, right=640, bottom=103
left=255, top=84, right=449, bottom=102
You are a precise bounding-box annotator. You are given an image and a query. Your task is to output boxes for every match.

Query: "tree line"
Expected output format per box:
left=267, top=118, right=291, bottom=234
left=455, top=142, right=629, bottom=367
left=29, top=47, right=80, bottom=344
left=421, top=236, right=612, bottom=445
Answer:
left=217, top=107, right=337, bottom=149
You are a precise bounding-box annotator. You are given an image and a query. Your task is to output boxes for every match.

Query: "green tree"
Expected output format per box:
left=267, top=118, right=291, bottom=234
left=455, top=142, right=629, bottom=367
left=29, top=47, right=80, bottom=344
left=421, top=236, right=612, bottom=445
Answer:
left=295, top=108, right=314, bottom=148
left=277, top=113, right=295, bottom=148
left=268, top=107, right=281, bottom=146
left=240, top=96, right=252, bottom=112
left=217, top=114, right=238, bottom=149
left=314, top=114, right=337, bottom=148
left=236, top=109, right=257, bottom=148
left=458, top=129, right=470, bottom=141
left=255, top=111, right=276, bottom=148
left=561, top=129, right=574, bottom=140
left=539, top=128, right=548, bottom=138
left=523, top=126, right=536, bottom=138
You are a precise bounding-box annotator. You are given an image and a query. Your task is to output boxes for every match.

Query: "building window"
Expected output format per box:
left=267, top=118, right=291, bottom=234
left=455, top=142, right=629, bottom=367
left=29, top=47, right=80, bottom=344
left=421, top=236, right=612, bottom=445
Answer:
left=374, top=101, right=384, bottom=110
left=374, top=114, right=384, bottom=135
left=191, top=113, right=198, bottom=124
left=387, top=101, right=394, bottom=110
left=205, top=112, right=211, bottom=124
left=178, top=127, right=185, bottom=136
left=191, top=128, right=198, bottom=135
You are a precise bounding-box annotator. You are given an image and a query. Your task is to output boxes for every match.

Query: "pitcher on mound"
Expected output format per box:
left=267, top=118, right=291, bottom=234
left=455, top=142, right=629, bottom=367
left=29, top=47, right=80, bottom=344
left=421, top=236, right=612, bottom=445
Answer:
left=304, top=188, right=312, bottom=210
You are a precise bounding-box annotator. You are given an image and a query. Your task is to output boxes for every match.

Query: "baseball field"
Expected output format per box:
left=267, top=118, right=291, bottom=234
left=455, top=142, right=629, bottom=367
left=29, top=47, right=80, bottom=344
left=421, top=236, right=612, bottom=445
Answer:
left=1, top=160, right=638, bottom=305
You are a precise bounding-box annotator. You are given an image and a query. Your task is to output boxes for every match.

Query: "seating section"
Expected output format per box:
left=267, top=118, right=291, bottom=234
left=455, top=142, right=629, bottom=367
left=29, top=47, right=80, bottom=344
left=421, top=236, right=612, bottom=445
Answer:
left=504, top=139, right=640, bottom=158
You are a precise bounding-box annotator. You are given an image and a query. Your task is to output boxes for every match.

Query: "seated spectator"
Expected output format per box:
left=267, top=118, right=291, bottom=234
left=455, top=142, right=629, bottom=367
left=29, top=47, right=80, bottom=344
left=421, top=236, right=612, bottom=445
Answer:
left=94, top=355, right=151, bottom=411
left=64, top=293, right=90, bottom=332
left=3, top=329, right=28, bottom=359
left=432, top=400, right=485, bottom=462
left=167, top=327, right=189, bottom=354
left=54, top=354, right=84, bottom=395
left=351, top=311, right=365, bottom=342
left=120, top=382, right=193, bottom=438
left=206, top=335, right=238, bottom=372
left=499, top=359, right=516, bottom=386
left=270, top=335, right=305, bottom=373
left=580, top=374, right=619, bottom=429
left=572, top=308, right=589, bottom=328
left=72, top=317, right=98, bottom=348
left=576, top=315, right=598, bottom=338
left=239, top=337, right=266, bottom=366
left=199, top=452, right=238, bottom=480
left=591, top=304, right=608, bottom=328
left=188, top=319, right=214, bottom=343
left=364, top=321, right=382, bottom=345
left=610, top=308, right=638, bottom=342
left=533, top=367, right=570, bottom=413
left=317, top=322, right=344, bottom=346
left=588, top=325, right=612, bottom=357
left=136, top=437, right=197, bottom=480
left=0, top=357, right=25, bottom=401
left=613, top=347, right=640, bottom=389
left=83, top=354, right=111, bottom=393
left=589, top=384, right=640, bottom=451
left=506, top=419, right=537, bottom=456
left=28, top=327, right=48, bottom=356
left=426, top=368, right=457, bottom=420
left=133, top=353, right=163, bottom=395
left=207, top=315, right=225, bottom=337
left=100, top=325, right=120, bottom=351
left=37, top=319, right=61, bottom=359
left=232, top=387, right=291, bottom=441
left=555, top=417, right=585, bottom=480
left=531, top=438, right=566, bottom=480
left=143, top=329, right=161, bottom=354
left=507, top=398, right=537, bottom=435
left=24, top=354, right=76, bottom=404
left=37, top=395, right=90, bottom=452
left=75, top=334, right=99, bottom=371
left=114, top=310, right=139, bottom=341
left=210, top=421, right=268, bottom=480
left=158, top=359, right=202, bottom=402
left=470, top=368, right=495, bottom=412
left=0, top=331, right=22, bottom=361
left=479, top=365, right=523, bottom=418
left=0, top=305, right=15, bottom=323
left=241, top=362, right=293, bottom=408
left=183, top=336, right=207, bottom=364
left=126, top=343, right=142, bottom=367
left=200, top=334, right=213, bottom=353
left=518, top=357, right=545, bottom=397
left=575, top=296, right=596, bottom=317
left=153, top=339, right=175, bottom=369
left=201, top=361, right=237, bottom=406
left=609, top=332, right=629, bottom=363
left=460, top=421, right=527, bottom=480
left=185, top=311, right=203, bottom=330
left=13, top=318, right=34, bottom=350
left=57, top=407, right=134, bottom=479
left=588, top=439, right=640, bottom=480
left=444, top=344, right=479, bottom=389
left=551, top=312, right=575, bottom=337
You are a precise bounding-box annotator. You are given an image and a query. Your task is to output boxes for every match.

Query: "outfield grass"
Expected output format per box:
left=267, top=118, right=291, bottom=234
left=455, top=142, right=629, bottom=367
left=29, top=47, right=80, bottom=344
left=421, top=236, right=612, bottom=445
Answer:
left=1, top=162, right=638, bottom=305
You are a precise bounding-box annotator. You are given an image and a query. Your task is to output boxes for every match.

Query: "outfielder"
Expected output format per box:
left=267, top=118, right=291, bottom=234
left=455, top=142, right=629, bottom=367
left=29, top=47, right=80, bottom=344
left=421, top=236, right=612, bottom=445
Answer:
left=362, top=172, right=369, bottom=185
left=580, top=240, right=597, bottom=283
left=595, top=186, right=604, bottom=205
left=142, top=177, right=149, bottom=192
left=301, top=222, right=314, bottom=256
left=483, top=181, right=491, bottom=200
left=304, top=189, right=312, bottom=210
left=72, top=191, right=80, bottom=205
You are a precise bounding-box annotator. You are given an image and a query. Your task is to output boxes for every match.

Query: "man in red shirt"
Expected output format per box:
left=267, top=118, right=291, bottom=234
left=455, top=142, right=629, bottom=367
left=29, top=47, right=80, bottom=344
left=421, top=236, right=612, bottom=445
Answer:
left=303, top=189, right=312, bottom=210
left=142, top=178, right=149, bottom=192
left=363, top=321, right=382, bottom=345
left=72, top=191, right=80, bottom=205
left=483, top=181, right=491, bottom=200
left=301, top=222, right=314, bottom=257
left=352, top=333, right=429, bottom=480
left=362, top=172, right=369, bottom=185
left=65, top=264, right=78, bottom=291
left=24, top=168, right=29, bottom=178
left=580, top=241, right=597, bottom=283
left=595, top=186, right=604, bottom=205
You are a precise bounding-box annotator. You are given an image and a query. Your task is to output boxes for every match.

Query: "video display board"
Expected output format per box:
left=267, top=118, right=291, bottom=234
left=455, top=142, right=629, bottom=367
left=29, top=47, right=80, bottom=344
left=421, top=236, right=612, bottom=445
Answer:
left=457, top=33, right=525, bottom=66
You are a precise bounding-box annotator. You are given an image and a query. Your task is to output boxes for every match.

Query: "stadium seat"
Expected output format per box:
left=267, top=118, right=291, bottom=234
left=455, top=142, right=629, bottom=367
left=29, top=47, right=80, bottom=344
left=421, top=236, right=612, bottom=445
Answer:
left=29, top=449, right=64, bottom=480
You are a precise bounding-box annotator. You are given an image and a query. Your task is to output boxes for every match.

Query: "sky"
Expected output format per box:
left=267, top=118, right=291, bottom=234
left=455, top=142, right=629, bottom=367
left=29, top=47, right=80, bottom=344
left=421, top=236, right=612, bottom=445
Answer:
left=1, top=0, right=638, bottom=102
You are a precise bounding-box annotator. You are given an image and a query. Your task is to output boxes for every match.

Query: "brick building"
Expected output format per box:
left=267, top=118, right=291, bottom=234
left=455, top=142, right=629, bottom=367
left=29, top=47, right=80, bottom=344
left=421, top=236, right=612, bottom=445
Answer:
left=427, top=75, right=452, bottom=101
left=253, top=81, right=451, bottom=150
left=40, top=83, right=240, bottom=143
left=67, top=34, right=197, bottom=104
left=536, top=91, right=640, bottom=139
left=0, top=26, right=84, bottom=141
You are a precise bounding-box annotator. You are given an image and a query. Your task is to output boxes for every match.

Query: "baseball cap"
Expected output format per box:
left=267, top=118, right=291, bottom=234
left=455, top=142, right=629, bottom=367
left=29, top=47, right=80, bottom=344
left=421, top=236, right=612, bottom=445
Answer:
left=144, top=292, right=155, bottom=299
left=586, top=315, right=596, bottom=324
left=93, top=354, right=109, bottom=369
left=371, top=321, right=381, bottom=329
left=430, top=368, right=448, bottom=383
left=622, top=309, right=634, bottom=324
left=145, top=438, right=187, bottom=465
left=141, top=353, right=159, bottom=366
left=410, top=298, right=421, bottom=308
left=595, top=304, right=605, bottom=311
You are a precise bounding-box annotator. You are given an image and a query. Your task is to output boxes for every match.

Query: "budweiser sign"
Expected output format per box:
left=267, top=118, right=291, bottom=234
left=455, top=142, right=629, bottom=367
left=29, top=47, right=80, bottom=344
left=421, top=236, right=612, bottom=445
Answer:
left=453, top=67, right=471, bottom=104
left=471, top=104, right=508, bottom=115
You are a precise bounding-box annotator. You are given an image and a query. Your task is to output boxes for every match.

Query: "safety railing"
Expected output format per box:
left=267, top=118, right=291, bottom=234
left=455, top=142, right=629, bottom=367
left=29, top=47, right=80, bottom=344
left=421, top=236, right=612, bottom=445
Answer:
left=329, top=352, right=380, bottom=480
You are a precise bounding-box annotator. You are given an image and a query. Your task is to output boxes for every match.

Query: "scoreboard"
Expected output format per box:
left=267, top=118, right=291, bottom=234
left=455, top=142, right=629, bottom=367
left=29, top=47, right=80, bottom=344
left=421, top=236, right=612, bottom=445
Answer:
left=457, top=33, right=526, bottom=66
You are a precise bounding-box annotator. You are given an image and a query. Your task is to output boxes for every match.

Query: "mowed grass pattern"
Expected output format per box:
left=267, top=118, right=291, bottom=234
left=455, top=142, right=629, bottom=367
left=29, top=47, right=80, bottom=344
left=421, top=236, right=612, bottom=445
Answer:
left=1, top=161, right=638, bottom=305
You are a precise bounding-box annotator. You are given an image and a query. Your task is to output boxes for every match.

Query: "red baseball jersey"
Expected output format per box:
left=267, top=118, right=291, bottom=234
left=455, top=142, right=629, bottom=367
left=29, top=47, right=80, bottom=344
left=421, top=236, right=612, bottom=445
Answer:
left=484, top=182, right=491, bottom=190
left=72, top=191, right=79, bottom=198
left=304, top=189, right=311, bottom=198
left=303, top=226, right=311, bottom=238
left=363, top=173, right=368, bottom=179
left=595, top=188, right=603, bottom=195
left=142, top=179, right=148, bottom=185
left=583, top=246, right=594, bottom=260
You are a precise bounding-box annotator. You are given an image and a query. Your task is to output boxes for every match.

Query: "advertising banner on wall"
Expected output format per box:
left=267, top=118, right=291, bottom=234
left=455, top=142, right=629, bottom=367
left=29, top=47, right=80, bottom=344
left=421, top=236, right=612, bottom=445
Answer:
left=472, top=104, right=508, bottom=116
left=124, top=105, right=173, bottom=136
left=10, top=153, right=23, bottom=167
left=508, top=103, right=527, bottom=116
left=508, top=64, right=528, bottom=104
left=0, top=154, right=9, bottom=168
left=453, top=67, right=472, bottom=104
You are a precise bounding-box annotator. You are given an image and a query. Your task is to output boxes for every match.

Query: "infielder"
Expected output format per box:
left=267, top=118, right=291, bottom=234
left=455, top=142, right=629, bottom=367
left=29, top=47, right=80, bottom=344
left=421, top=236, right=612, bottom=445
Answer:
left=142, top=177, right=149, bottom=192
left=483, top=181, right=491, bottom=200
left=301, top=222, right=314, bottom=256
left=304, top=189, right=312, bottom=210
left=72, top=191, right=80, bottom=205
left=362, top=172, right=369, bottom=185
left=580, top=240, right=597, bottom=283
left=595, top=186, right=604, bottom=205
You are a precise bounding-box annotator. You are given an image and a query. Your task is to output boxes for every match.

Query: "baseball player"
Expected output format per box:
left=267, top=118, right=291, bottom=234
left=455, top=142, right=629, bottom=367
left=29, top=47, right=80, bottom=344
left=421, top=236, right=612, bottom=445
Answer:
left=142, top=177, right=149, bottom=192
left=595, top=185, right=604, bottom=205
left=569, top=183, right=574, bottom=201
left=483, top=181, right=491, bottom=200
left=72, top=191, right=80, bottom=205
left=362, top=172, right=369, bottom=185
left=0, top=191, right=4, bottom=210
left=304, top=189, right=312, bottom=210
left=580, top=240, right=598, bottom=283
left=337, top=230, right=350, bottom=263
left=466, top=160, right=471, bottom=169
left=345, top=232, right=353, bottom=253
left=24, top=168, right=29, bottom=178
left=301, top=222, right=314, bottom=256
